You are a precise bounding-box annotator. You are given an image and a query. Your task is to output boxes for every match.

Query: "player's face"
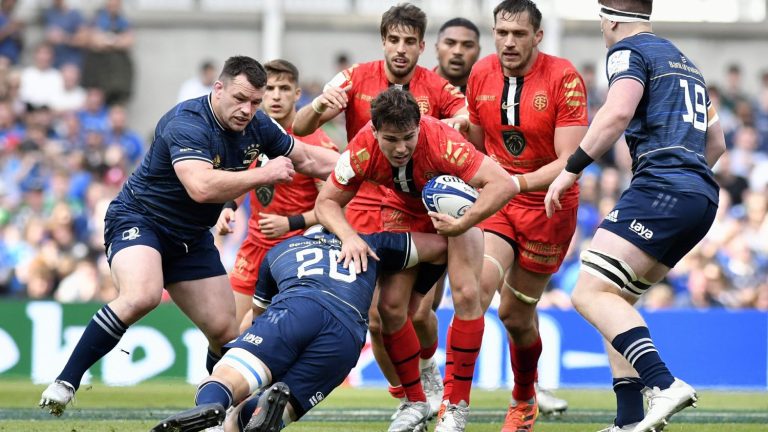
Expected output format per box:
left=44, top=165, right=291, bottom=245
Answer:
left=373, top=123, right=419, bottom=167
left=436, top=26, right=480, bottom=83
left=383, top=26, right=425, bottom=80
left=263, top=74, right=300, bottom=122
left=493, top=11, right=543, bottom=77
left=212, top=74, right=265, bottom=132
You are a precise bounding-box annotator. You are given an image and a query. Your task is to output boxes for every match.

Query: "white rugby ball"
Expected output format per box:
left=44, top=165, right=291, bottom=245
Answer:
left=422, top=175, right=478, bottom=218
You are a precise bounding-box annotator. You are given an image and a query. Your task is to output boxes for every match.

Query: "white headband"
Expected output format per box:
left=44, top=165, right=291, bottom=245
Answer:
left=599, top=5, right=650, bottom=22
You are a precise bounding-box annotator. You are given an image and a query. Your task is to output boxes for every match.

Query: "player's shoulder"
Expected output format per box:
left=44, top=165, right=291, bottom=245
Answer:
left=538, top=53, right=582, bottom=80
left=349, top=60, right=381, bottom=78
left=473, top=54, right=500, bottom=74
left=161, top=98, right=211, bottom=136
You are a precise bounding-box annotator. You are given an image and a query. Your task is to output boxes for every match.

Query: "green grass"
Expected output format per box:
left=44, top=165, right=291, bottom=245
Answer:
left=3, top=379, right=767, bottom=431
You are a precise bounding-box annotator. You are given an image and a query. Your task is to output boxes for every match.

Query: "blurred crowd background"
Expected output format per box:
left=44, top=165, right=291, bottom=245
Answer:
left=1, top=0, right=768, bottom=311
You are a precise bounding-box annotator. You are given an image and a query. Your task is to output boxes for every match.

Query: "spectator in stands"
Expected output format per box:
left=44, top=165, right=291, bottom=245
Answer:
left=82, top=0, right=134, bottom=104
left=177, top=59, right=217, bottom=103
left=19, top=42, right=65, bottom=110
left=52, top=63, right=86, bottom=113
left=580, top=62, right=606, bottom=122
left=105, top=104, right=143, bottom=164
left=721, top=63, right=749, bottom=113
left=43, top=0, right=89, bottom=68
left=76, top=87, right=109, bottom=134
left=0, top=0, right=23, bottom=66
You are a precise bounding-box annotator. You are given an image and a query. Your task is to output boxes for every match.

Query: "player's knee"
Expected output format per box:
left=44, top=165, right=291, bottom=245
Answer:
left=579, top=248, right=638, bottom=293
left=498, top=306, right=535, bottom=335
left=117, top=292, right=162, bottom=320
left=368, top=313, right=383, bottom=337
left=377, top=298, right=407, bottom=323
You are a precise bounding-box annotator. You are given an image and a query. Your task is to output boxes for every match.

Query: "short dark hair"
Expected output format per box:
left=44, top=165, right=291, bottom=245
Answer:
left=598, top=0, right=653, bottom=15
left=380, top=3, right=427, bottom=41
left=438, top=17, right=480, bottom=39
left=219, top=56, right=267, bottom=89
left=263, top=59, right=300, bottom=85
left=493, top=0, right=542, bottom=31
left=370, top=87, right=421, bottom=131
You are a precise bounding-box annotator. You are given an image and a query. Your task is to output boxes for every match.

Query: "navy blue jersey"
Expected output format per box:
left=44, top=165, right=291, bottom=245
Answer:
left=114, top=95, right=294, bottom=240
left=606, top=33, right=719, bottom=203
left=254, top=231, right=416, bottom=342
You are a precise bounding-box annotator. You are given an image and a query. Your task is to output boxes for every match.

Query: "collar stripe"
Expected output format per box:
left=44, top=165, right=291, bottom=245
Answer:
left=599, top=6, right=650, bottom=22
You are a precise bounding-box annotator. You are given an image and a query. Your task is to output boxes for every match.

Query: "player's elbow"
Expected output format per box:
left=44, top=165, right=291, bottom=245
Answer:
left=186, top=182, right=216, bottom=203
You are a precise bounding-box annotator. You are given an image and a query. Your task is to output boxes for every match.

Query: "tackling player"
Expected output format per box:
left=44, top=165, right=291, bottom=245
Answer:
left=215, top=59, right=339, bottom=330
left=315, top=88, right=518, bottom=431
left=545, top=1, right=725, bottom=431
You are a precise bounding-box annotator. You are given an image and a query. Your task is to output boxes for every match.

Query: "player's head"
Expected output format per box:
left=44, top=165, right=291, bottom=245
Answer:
left=370, top=88, right=421, bottom=167
left=380, top=3, right=427, bottom=80
left=492, top=0, right=543, bottom=77
left=213, top=56, right=268, bottom=132
left=262, top=59, right=301, bottom=123
left=598, top=0, right=652, bottom=47
left=435, top=18, right=481, bottom=85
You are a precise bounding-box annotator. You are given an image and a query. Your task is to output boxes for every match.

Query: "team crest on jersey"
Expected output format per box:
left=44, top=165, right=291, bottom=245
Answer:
left=533, top=91, right=548, bottom=111
left=212, top=154, right=221, bottom=169
left=243, top=143, right=261, bottom=165
left=255, top=185, right=274, bottom=206
left=502, top=129, right=526, bottom=156
left=415, top=96, right=431, bottom=114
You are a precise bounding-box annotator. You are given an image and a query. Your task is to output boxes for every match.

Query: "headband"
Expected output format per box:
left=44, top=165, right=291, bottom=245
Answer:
left=599, top=5, right=651, bottom=22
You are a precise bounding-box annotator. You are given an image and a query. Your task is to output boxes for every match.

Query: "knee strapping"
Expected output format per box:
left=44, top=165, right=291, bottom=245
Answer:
left=503, top=280, right=539, bottom=305
left=580, top=249, right=638, bottom=290
left=624, top=277, right=653, bottom=297
left=215, top=347, right=269, bottom=394
left=484, top=254, right=505, bottom=282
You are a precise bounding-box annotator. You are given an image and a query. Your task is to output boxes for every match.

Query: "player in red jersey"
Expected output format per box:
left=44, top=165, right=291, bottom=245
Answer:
left=293, top=3, right=469, bottom=420
left=437, top=1, right=589, bottom=431
left=216, top=60, right=339, bottom=329
left=316, top=88, right=518, bottom=432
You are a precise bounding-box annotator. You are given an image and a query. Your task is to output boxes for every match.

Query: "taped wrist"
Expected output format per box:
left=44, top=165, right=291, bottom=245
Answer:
left=288, top=214, right=306, bottom=231
left=565, top=147, right=594, bottom=174
left=223, top=201, right=238, bottom=211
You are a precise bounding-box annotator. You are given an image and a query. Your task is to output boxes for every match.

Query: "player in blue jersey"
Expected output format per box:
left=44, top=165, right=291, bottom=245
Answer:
left=39, top=56, right=339, bottom=417
left=149, top=227, right=448, bottom=432
left=544, top=1, right=726, bottom=432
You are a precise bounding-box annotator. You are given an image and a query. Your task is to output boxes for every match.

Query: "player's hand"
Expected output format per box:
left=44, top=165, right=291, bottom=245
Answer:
left=428, top=211, right=468, bottom=237
left=338, top=234, right=379, bottom=274
left=262, top=156, right=295, bottom=184
left=258, top=212, right=289, bottom=239
left=314, top=84, right=351, bottom=112
left=215, top=208, right=236, bottom=235
left=544, top=170, right=579, bottom=218
left=442, top=116, right=469, bottom=133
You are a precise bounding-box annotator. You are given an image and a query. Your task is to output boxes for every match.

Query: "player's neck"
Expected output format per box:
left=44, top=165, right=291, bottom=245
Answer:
left=276, top=110, right=296, bottom=131
left=616, top=22, right=653, bottom=43
left=384, top=65, right=415, bottom=85
left=438, top=70, right=468, bottom=89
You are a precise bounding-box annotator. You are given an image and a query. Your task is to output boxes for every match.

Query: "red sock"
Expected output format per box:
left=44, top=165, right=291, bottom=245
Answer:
left=388, top=385, right=405, bottom=399
left=382, top=320, right=425, bottom=402
left=510, top=335, right=542, bottom=401
left=442, top=325, right=454, bottom=401
left=448, top=316, right=484, bottom=404
left=420, top=340, right=438, bottom=360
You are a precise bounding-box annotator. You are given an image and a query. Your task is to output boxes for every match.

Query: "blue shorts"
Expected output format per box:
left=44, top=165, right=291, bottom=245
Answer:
left=226, top=297, right=363, bottom=419
left=104, top=202, right=226, bottom=285
left=598, top=186, right=717, bottom=268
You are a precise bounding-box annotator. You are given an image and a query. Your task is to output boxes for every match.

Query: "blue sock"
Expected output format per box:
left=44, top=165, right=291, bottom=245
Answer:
left=206, top=348, right=222, bottom=374
left=611, top=327, right=674, bottom=390
left=613, top=377, right=645, bottom=427
left=195, top=381, right=233, bottom=409
left=57, top=305, right=127, bottom=390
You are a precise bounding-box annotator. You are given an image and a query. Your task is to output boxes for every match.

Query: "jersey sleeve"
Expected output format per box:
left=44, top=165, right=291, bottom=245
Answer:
left=436, top=81, right=467, bottom=119
left=555, top=68, right=589, bottom=127
left=606, top=44, right=648, bottom=88
left=166, top=114, right=215, bottom=165
left=365, top=232, right=417, bottom=272
left=253, top=253, right=278, bottom=309
left=433, top=122, right=484, bottom=181
left=466, top=72, right=481, bottom=126
left=324, top=66, right=355, bottom=91
left=329, top=128, right=372, bottom=191
left=254, top=111, right=295, bottom=158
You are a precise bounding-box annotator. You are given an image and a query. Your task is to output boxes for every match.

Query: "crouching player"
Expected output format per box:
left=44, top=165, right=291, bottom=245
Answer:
left=150, top=226, right=448, bottom=432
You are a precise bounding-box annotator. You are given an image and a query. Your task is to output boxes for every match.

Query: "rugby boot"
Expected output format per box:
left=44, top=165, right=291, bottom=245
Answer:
left=39, top=380, right=76, bottom=417
left=244, top=382, right=291, bottom=432
left=150, top=403, right=226, bottom=432
left=420, top=359, right=444, bottom=418
left=387, top=400, right=430, bottom=432
left=633, top=379, right=697, bottom=432
left=598, top=423, right=639, bottom=432
left=433, top=400, right=469, bottom=432
left=534, top=383, right=568, bottom=416
left=501, top=397, right=538, bottom=432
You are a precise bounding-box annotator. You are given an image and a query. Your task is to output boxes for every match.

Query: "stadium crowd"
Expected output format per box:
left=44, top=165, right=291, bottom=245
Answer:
left=0, top=0, right=767, bottom=313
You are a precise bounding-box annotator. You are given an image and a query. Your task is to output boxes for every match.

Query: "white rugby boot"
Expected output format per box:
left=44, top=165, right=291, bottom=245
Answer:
left=420, top=358, right=444, bottom=418
left=39, top=380, right=75, bottom=417
left=433, top=400, right=469, bottom=432
left=387, top=400, right=430, bottom=432
left=633, top=378, right=697, bottom=432
left=535, top=383, right=568, bottom=415
left=598, top=423, right=639, bottom=432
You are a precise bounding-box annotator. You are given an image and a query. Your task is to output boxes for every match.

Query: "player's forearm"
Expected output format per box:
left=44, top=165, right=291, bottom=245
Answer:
left=187, top=169, right=274, bottom=203
left=459, top=178, right=516, bottom=230
left=578, top=108, right=630, bottom=161
left=302, top=209, right=318, bottom=227
left=519, top=158, right=567, bottom=192
left=294, top=145, right=338, bottom=179
left=467, top=123, right=486, bottom=152
left=292, top=104, right=323, bottom=136
left=704, top=121, right=726, bottom=168
left=315, top=200, right=357, bottom=242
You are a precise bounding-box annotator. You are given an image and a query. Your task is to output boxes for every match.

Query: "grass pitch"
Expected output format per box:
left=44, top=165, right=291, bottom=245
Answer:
left=2, top=379, right=767, bottom=431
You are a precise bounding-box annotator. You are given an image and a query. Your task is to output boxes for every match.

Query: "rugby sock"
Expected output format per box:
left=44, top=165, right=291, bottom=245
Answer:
left=612, top=326, right=674, bottom=390
left=419, top=341, right=438, bottom=369
left=510, top=335, right=542, bottom=402
left=388, top=385, right=406, bottom=399
left=613, top=377, right=645, bottom=427
left=195, top=380, right=233, bottom=409
left=442, top=325, right=454, bottom=401
left=382, top=319, right=426, bottom=402
left=448, top=316, right=484, bottom=404
left=57, top=305, right=127, bottom=390
left=206, top=348, right=222, bottom=375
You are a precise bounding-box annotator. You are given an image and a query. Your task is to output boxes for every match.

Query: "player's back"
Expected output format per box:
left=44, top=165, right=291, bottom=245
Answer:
left=607, top=33, right=718, bottom=201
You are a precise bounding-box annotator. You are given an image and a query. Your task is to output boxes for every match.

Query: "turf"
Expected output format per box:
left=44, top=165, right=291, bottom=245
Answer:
left=4, top=379, right=766, bottom=431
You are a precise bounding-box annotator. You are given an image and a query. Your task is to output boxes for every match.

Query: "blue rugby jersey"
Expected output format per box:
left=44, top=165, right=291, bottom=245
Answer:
left=114, top=95, right=294, bottom=239
left=254, top=231, right=415, bottom=343
left=606, top=32, right=719, bottom=203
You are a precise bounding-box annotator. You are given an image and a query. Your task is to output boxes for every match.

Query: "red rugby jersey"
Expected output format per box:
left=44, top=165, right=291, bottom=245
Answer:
left=467, top=53, right=588, bottom=209
left=331, top=116, right=483, bottom=213
left=246, top=127, right=338, bottom=248
left=325, top=60, right=466, bottom=212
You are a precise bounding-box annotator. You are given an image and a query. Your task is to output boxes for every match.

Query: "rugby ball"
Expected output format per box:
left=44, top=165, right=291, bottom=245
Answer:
left=422, top=175, right=478, bottom=218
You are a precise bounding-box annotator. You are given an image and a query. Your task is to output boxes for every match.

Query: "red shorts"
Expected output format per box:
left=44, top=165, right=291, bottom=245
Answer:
left=479, top=203, right=577, bottom=274
left=381, top=205, right=435, bottom=234
left=346, top=206, right=382, bottom=235
left=230, top=236, right=271, bottom=296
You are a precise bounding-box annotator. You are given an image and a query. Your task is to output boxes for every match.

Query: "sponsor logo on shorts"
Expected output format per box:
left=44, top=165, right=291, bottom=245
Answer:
left=309, top=391, right=325, bottom=407
left=122, top=227, right=141, bottom=241
left=242, top=333, right=263, bottom=346
left=605, top=210, right=619, bottom=222
left=629, top=219, right=653, bottom=240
